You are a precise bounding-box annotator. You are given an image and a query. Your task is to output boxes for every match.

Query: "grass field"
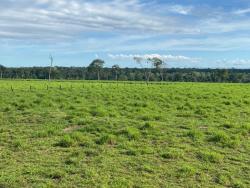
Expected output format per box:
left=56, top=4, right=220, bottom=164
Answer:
left=0, top=80, right=249, bottom=187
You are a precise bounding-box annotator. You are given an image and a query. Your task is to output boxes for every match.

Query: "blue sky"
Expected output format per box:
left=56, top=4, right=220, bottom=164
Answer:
left=1, top=0, right=250, bottom=68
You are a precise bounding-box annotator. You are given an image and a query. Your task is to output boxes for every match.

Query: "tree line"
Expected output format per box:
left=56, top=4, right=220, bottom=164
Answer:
left=1, top=60, right=250, bottom=83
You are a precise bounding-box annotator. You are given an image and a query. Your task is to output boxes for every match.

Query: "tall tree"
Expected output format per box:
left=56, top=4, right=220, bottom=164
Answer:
left=0, top=64, right=6, bottom=79
left=150, top=57, right=166, bottom=81
left=88, top=59, right=105, bottom=80
left=49, top=54, right=53, bottom=81
left=112, top=64, right=120, bottom=81
left=134, top=56, right=152, bottom=84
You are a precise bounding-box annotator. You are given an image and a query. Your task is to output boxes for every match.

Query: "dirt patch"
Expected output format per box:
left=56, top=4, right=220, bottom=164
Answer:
left=63, top=125, right=81, bottom=133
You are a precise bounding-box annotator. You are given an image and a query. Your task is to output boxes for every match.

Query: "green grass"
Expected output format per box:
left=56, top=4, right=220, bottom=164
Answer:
left=0, top=80, right=249, bottom=187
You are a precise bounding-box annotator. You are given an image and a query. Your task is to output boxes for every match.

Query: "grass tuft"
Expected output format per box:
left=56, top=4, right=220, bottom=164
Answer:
left=56, top=135, right=75, bottom=147
left=119, top=127, right=141, bottom=140
left=177, top=165, right=197, bottom=177
left=96, top=134, right=117, bottom=145
left=161, top=149, right=183, bottom=160
left=197, top=151, right=224, bottom=163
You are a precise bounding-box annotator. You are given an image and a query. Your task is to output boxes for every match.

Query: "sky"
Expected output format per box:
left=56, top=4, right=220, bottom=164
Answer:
left=1, top=0, right=250, bottom=68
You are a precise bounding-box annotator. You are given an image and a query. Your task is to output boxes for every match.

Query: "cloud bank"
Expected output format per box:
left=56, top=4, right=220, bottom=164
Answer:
left=1, top=0, right=250, bottom=42
left=108, top=54, right=200, bottom=63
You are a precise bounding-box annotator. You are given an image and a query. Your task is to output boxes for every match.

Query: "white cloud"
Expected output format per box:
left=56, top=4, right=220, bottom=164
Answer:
left=0, top=0, right=250, bottom=54
left=168, top=5, right=193, bottom=15
left=0, top=0, right=198, bottom=42
left=108, top=54, right=200, bottom=63
left=2, top=0, right=250, bottom=43
left=216, top=59, right=250, bottom=67
left=233, top=8, right=250, bottom=15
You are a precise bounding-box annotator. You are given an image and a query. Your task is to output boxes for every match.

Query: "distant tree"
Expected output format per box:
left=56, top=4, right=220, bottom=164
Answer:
left=134, top=56, right=152, bottom=84
left=49, top=54, right=53, bottom=81
left=2, top=65, right=250, bottom=83
left=221, top=69, right=229, bottom=82
left=0, top=64, right=6, bottom=79
left=112, top=64, right=120, bottom=81
left=150, top=57, right=166, bottom=81
left=88, top=59, right=105, bottom=80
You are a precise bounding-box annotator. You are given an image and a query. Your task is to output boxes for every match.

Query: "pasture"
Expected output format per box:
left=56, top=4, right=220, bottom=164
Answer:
left=0, top=80, right=249, bottom=187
